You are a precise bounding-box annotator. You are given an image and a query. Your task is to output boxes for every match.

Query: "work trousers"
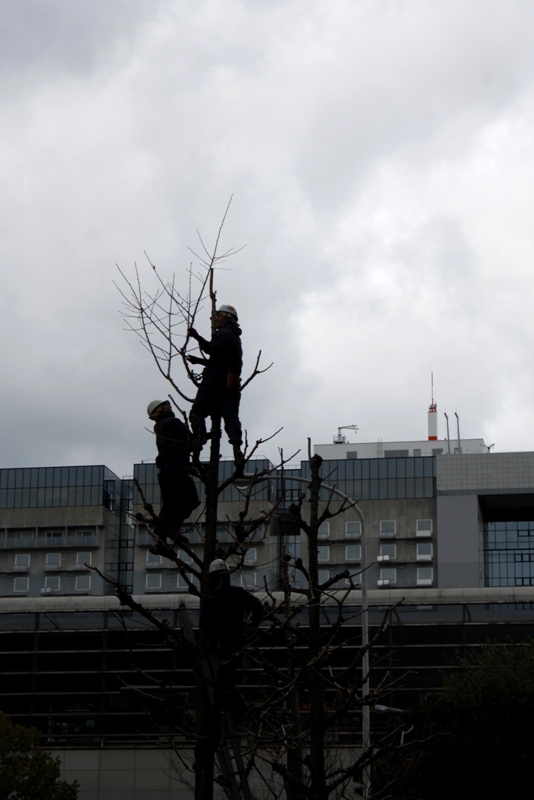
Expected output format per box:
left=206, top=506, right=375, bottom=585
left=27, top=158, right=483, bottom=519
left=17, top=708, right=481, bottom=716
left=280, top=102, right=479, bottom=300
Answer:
left=190, top=383, right=242, bottom=445
left=156, top=463, right=200, bottom=534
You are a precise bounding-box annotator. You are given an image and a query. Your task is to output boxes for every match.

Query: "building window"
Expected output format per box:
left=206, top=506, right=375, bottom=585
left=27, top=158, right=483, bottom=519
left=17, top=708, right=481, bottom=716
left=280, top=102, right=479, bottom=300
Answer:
left=16, top=532, right=34, bottom=546
left=344, top=572, right=361, bottom=587
left=379, top=544, right=396, bottom=561
left=216, top=527, right=233, bottom=543
left=178, top=549, right=192, bottom=564
left=378, top=568, right=397, bottom=586
left=76, top=552, right=92, bottom=566
left=178, top=573, right=192, bottom=591
left=417, top=567, right=433, bottom=586
left=137, top=527, right=152, bottom=545
left=146, top=573, right=162, bottom=590
left=281, top=534, right=302, bottom=588
left=45, top=553, right=61, bottom=567
left=146, top=552, right=162, bottom=567
left=244, top=547, right=257, bottom=565
left=380, top=520, right=396, bottom=538
left=14, top=576, right=29, bottom=593
left=317, top=546, right=330, bottom=563
left=416, top=519, right=432, bottom=537
left=44, top=530, right=63, bottom=545
left=240, top=572, right=257, bottom=588
left=14, top=554, right=30, bottom=570
left=177, top=572, right=195, bottom=590
left=416, top=543, right=433, bottom=561
left=317, top=569, right=330, bottom=584
left=44, top=575, right=60, bottom=592
left=74, top=530, right=95, bottom=544
left=75, top=575, right=91, bottom=592
left=345, top=521, right=361, bottom=538
left=485, top=520, right=534, bottom=587
left=345, top=545, right=361, bottom=561
left=318, top=522, right=329, bottom=540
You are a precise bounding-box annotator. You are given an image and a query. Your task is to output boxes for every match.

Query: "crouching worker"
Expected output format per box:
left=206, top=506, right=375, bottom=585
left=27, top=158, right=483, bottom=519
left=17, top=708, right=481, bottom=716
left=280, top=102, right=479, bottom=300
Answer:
left=205, top=559, right=263, bottom=720
left=146, top=400, right=200, bottom=541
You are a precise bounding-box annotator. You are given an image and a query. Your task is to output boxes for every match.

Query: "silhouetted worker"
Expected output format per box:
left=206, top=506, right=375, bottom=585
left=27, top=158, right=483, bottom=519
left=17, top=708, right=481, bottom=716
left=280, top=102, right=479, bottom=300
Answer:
left=204, top=559, right=263, bottom=719
left=147, top=400, right=200, bottom=540
left=187, top=305, right=243, bottom=466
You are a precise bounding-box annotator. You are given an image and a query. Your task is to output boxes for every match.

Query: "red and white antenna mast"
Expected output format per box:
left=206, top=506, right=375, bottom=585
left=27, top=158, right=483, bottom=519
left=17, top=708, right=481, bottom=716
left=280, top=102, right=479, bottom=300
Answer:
left=428, top=373, right=438, bottom=441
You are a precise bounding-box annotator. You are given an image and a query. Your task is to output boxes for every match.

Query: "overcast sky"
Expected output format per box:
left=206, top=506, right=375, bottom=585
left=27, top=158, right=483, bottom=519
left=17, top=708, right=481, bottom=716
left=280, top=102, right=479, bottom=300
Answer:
left=1, top=0, right=534, bottom=477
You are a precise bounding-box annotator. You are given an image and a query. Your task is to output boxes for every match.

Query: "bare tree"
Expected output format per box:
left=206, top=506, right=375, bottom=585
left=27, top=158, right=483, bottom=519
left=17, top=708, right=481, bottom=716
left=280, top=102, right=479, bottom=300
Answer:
left=113, top=209, right=411, bottom=800
left=115, top=202, right=281, bottom=800
left=234, top=449, right=410, bottom=800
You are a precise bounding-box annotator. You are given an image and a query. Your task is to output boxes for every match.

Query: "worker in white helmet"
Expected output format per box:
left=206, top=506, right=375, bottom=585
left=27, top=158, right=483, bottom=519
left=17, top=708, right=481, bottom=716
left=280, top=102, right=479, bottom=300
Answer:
left=187, top=305, right=243, bottom=467
left=146, top=400, right=200, bottom=539
left=205, top=558, right=263, bottom=719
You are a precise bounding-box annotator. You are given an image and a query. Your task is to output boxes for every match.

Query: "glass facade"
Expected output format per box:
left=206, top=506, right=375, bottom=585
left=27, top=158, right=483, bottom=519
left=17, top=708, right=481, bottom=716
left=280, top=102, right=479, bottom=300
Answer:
left=0, top=602, right=530, bottom=748
left=300, top=456, right=436, bottom=500
left=134, top=459, right=276, bottom=505
left=0, top=466, right=120, bottom=510
left=485, top=521, right=534, bottom=586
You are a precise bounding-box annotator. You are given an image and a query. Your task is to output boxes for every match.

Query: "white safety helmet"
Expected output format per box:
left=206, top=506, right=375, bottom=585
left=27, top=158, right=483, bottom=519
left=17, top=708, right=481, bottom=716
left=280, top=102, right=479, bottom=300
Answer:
left=147, top=400, right=167, bottom=418
left=209, top=559, right=229, bottom=574
left=217, top=304, right=238, bottom=321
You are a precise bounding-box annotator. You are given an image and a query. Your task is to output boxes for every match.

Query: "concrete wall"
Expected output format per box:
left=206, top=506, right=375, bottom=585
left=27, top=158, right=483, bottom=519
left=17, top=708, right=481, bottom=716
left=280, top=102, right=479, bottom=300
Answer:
left=436, top=451, right=534, bottom=493
left=436, top=494, right=481, bottom=588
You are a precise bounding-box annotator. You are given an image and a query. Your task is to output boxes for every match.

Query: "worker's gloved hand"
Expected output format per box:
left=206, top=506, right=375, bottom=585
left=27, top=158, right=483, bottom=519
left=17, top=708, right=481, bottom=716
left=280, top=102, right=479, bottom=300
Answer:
left=188, top=327, right=200, bottom=340
left=186, top=355, right=203, bottom=365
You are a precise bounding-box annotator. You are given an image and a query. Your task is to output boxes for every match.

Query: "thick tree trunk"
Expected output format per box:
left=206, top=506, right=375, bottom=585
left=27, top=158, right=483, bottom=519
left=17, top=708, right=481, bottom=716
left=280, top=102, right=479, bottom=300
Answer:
left=194, top=414, right=221, bottom=800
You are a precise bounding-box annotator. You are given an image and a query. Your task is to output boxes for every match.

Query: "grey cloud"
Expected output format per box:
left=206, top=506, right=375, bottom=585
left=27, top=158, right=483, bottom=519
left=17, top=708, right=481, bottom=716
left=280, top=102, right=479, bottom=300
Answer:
left=0, top=0, right=163, bottom=88
left=2, top=0, right=534, bottom=476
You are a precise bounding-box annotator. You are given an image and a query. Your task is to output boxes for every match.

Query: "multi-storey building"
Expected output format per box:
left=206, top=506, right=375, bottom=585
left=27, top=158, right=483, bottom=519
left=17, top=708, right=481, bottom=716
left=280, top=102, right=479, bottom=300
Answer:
left=2, top=439, right=534, bottom=598
left=1, top=426, right=534, bottom=799
left=131, top=458, right=277, bottom=595
left=0, top=465, right=125, bottom=598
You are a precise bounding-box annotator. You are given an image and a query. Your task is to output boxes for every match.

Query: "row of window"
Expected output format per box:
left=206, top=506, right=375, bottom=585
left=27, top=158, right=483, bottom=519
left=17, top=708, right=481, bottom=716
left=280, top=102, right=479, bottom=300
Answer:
left=145, top=572, right=258, bottom=591
left=10, top=575, right=92, bottom=593
left=0, top=530, right=96, bottom=547
left=137, top=520, right=434, bottom=547
left=315, top=543, right=433, bottom=562
left=314, top=567, right=434, bottom=587
left=378, top=566, right=434, bottom=586
left=318, top=519, right=433, bottom=539
left=146, top=549, right=257, bottom=567
left=7, top=553, right=92, bottom=570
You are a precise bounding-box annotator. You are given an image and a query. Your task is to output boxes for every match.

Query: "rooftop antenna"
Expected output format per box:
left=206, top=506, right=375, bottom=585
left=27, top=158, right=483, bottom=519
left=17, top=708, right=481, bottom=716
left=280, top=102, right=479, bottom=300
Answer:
left=333, top=425, right=359, bottom=444
left=454, top=411, right=462, bottom=453
left=444, top=412, right=451, bottom=454
left=428, top=373, right=438, bottom=441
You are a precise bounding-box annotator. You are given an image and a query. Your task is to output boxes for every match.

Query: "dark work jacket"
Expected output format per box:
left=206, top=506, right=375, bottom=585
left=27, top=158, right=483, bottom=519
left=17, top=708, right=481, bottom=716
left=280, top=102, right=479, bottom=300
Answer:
left=196, top=321, right=242, bottom=386
left=205, top=585, right=263, bottom=658
left=154, top=411, right=190, bottom=470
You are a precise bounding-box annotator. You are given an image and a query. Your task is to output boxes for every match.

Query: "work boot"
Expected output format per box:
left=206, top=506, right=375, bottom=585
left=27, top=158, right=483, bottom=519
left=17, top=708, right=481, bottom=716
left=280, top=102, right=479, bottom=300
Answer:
left=233, top=445, right=245, bottom=476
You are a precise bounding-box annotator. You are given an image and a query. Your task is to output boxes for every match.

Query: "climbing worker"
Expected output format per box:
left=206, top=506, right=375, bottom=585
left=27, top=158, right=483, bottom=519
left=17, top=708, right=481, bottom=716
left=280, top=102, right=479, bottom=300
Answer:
left=187, top=305, right=243, bottom=466
left=204, top=558, right=263, bottom=720
left=146, top=400, right=200, bottom=540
